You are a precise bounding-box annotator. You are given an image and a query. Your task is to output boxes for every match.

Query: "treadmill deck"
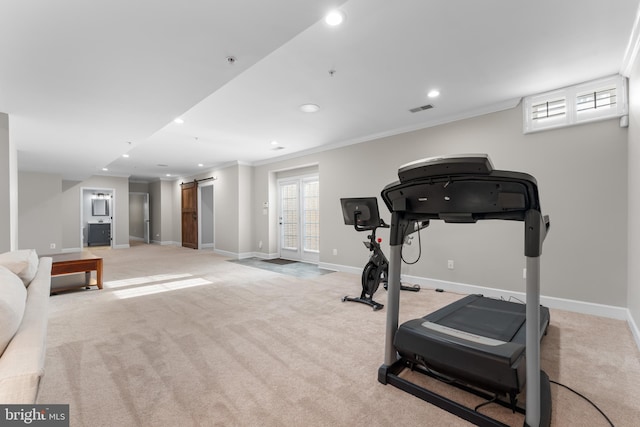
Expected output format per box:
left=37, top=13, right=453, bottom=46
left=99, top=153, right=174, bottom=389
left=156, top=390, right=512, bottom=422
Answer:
left=394, top=294, right=550, bottom=396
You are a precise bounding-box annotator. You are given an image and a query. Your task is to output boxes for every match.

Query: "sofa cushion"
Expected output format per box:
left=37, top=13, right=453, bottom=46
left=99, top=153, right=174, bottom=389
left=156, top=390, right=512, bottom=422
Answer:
left=0, top=266, right=27, bottom=356
left=0, top=249, right=39, bottom=287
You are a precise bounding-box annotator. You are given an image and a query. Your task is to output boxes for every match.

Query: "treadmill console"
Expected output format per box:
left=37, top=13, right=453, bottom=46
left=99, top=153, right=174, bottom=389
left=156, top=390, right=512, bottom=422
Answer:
left=398, top=154, right=493, bottom=183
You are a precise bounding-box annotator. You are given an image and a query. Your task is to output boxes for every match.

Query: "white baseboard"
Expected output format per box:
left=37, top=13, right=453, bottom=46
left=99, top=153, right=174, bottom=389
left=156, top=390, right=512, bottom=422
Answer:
left=318, top=262, right=360, bottom=275
left=129, top=236, right=144, bottom=241
left=213, top=248, right=239, bottom=259
left=323, top=262, right=629, bottom=320
left=62, top=247, right=82, bottom=253
left=113, top=244, right=130, bottom=249
left=151, top=240, right=179, bottom=246
left=199, top=243, right=214, bottom=249
left=629, top=310, right=640, bottom=350
left=252, top=251, right=280, bottom=260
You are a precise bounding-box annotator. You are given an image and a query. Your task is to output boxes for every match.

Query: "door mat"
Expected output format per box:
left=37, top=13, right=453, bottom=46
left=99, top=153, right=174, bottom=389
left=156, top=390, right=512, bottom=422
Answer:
left=228, top=258, right=333, bottom=278
left=262, top=258, right=297, bottom=265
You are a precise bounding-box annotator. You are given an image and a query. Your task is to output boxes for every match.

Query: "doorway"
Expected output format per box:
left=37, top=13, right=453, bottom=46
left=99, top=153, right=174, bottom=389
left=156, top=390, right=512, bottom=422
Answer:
left=80, top=187, right=115, bottom=249
left=129, top=192, right=150, bottom=245
left=198, top=183, right=214, bottom=250
left=181, top=181, right=198, bottom=249
left=278, top=175, right=319, bottom=263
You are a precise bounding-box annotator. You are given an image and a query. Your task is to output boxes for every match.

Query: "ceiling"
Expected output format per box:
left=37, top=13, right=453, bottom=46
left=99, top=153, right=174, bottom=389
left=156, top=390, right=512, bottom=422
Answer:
left=2, top=0, right=639, bottom=182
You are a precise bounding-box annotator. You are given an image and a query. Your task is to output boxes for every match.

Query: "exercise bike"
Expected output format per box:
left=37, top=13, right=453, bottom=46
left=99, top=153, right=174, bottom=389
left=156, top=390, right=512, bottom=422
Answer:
left=340, top=197, right=420, bottom=311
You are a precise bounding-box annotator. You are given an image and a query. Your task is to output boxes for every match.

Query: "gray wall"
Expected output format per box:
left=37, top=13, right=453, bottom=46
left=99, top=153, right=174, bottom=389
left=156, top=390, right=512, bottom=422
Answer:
left=253, top=104, right=628, bottom=307
left=60, top=176, right=129, bottom=249
left=7, top=92, right=634, bottom=314
left=238, top=164, right=253, bottom=255
left=149, top=180, right=162, bottom=243
left=175, top=163, right=253, bottom=256
left=201, top=185, right=214, bottom=245
left=628, top=62, right=640, bottom=330
left=0, top=113, right=18, bottom=252
left=18, top=172, right=62, bottom=255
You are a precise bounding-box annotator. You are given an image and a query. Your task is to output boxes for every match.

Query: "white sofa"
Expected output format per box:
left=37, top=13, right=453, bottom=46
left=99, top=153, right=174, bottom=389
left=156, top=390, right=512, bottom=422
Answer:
left=0, top=250, right=51, bottom=403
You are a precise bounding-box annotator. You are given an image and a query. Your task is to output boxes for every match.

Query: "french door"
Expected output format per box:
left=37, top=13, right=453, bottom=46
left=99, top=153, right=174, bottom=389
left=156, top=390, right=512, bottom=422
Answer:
left=278, top=176, right=319, bottom=263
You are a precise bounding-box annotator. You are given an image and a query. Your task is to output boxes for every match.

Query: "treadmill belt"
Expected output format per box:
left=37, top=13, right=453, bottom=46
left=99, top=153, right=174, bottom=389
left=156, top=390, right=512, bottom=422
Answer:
left=435, top=297, right=526, bottom=342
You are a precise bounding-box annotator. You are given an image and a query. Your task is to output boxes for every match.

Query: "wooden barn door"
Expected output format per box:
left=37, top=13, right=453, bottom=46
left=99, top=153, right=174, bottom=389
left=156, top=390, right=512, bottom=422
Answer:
left=181, top=181, right=198, bottom=249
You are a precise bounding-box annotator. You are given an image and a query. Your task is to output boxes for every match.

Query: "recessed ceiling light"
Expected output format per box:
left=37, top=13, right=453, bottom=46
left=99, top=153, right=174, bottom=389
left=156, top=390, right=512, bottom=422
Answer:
left=300, top=104, right=320, bottom=113
left=325, top=10, right=345, bottom=26
left=122, top=154, right=129, bottom=158
left=427, top=90, right=440, bottom=98
left=198, top=163, right=204, bottom=167
left=102, top=168, right=108, bottom=171
left=271, top=140, right=279, bottom=145
left=166, top=174, right=171, bottom=177
left=174, top=118, right=184, bottom=124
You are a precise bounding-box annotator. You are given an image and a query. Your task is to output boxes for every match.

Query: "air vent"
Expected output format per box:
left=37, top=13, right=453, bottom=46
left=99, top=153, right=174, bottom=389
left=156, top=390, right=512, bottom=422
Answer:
left=409, top=104, right=434, bottom=113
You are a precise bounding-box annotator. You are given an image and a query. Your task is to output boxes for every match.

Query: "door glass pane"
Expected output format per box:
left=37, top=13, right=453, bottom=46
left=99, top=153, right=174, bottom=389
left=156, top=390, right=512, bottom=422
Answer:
left=281, top=183, right=299, bottom=250
left=303, top=180, right=319, bottom=252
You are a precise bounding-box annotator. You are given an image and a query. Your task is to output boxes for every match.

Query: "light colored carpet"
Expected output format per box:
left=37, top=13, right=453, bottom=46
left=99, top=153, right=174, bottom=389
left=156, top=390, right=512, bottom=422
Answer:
left=37, top=244, right=640, bottom=426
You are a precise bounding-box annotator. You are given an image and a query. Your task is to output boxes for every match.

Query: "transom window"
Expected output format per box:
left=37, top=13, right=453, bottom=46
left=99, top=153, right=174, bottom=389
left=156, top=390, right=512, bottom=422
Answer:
left=523, top=75, right=627, bottom=134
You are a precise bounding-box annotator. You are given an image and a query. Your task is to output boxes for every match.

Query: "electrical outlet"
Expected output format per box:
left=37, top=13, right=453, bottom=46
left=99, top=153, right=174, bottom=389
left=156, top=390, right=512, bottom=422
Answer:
left=447, top=259, right=454, bottom=270
left=49, top=243, right=56, bottom=249
left=523, top=268, right=527, bottom=279
left=333, top=248, right=338, bottom=256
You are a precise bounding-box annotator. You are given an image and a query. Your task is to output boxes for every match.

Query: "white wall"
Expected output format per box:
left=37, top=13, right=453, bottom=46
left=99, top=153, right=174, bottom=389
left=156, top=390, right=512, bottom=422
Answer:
left=253, top=104, right=628, bottom=307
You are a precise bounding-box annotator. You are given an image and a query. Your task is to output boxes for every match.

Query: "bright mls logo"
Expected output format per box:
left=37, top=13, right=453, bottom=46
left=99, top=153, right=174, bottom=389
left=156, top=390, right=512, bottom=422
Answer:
left=0, top=405, right=68, bottom=426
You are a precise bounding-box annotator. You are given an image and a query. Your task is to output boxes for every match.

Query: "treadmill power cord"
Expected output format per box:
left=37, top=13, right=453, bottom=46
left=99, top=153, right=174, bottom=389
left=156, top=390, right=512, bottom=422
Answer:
left=549, top=380, right=615, bottom=427
left=400, top=222, right=422, bottom=265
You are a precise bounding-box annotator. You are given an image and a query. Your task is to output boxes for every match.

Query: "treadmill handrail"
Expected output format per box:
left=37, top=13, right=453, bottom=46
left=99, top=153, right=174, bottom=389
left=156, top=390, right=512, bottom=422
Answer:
left=378, top=155, right=551, bottom=427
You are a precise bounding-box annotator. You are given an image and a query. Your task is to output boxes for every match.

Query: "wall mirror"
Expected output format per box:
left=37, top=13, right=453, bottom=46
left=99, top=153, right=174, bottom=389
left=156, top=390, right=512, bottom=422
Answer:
left=92, top=198, right=109, bottom=216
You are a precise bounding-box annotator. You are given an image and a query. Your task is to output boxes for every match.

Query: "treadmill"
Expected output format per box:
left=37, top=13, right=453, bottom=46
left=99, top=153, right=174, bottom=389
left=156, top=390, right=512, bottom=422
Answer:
left=377, top=154, right=551, bottom=427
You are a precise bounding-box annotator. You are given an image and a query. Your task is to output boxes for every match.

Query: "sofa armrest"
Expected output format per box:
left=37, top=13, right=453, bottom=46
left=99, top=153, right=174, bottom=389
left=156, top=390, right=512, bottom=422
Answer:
left=0, top=257, right=51, bottom=404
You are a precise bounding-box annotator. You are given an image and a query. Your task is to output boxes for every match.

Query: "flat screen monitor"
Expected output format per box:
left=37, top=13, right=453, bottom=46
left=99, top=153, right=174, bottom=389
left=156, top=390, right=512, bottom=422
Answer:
left=340, top=197, right=381, bottom=228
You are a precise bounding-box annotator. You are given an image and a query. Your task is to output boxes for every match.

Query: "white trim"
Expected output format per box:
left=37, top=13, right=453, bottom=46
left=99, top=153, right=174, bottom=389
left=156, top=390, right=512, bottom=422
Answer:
left=251, top=251, right=280, bottom=260
left=523, top=75, right=628, bottom=134
left=322, top=262, right=629, bottom=321
left=403, top=274, right=628, bottom=320
left=318, top=262, right=358, bottom=275
left=629, top=310, right=640, bottom=350
left=277, top=173, right=320, bottom=263
left=253, top=98, right=521, bottom=167
left=113, top=244, right=130, bottom=249
left=200, top=243, right=215, bottom=249
left=213, top=249, right=253, bottom=259
left=129, top=236, right=145, bottom=241
left=151, top=240, right=180, bottom=246
left=61, top=247, right=82, bottom=253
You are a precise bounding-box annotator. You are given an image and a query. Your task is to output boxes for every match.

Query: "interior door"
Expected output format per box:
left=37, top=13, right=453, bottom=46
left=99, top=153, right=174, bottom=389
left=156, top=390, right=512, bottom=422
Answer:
left=181, top=181, right=198, bottom=249
left=278, top=176, right=319, bottom=263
